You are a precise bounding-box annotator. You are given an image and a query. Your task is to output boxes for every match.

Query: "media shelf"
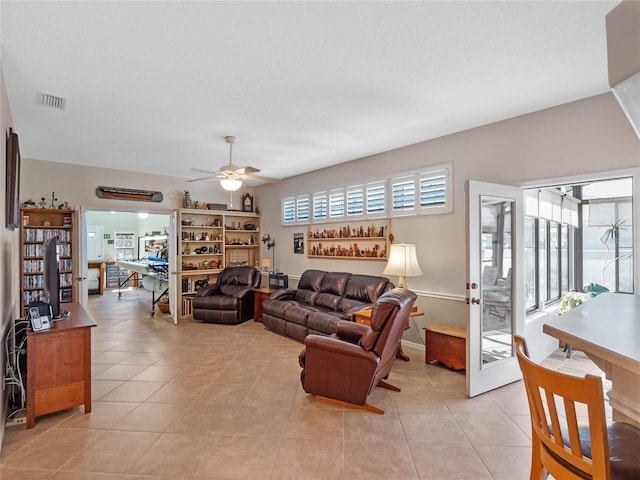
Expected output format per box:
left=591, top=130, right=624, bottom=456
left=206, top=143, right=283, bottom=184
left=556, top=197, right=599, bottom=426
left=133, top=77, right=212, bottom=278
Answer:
left=19, top=208, right=76, bottom=314
left=177, top=208, right=260, bottom=317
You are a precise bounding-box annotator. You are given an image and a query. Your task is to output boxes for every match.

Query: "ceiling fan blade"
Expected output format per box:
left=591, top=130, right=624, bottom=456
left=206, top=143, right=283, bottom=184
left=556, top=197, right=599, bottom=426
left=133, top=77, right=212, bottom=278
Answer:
left=235, top=166, right=260, bottom=175
left=186, top=175, right=218, bottom=183
left=191, top=167, right=219, bottom=175
left=243, top=174, right=279, bottom=183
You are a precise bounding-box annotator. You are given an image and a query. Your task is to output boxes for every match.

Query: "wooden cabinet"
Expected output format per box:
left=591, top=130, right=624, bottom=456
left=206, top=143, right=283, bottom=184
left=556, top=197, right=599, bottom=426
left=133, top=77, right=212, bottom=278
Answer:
left=20, top=208, right=75, bottom=316
left=177, top=208, right=260, bottom=317
left=26, top=302, right=96, bottom=428
left=424, top=324, right=466, bottom=371
left=307, top=220, right=389, bottom=260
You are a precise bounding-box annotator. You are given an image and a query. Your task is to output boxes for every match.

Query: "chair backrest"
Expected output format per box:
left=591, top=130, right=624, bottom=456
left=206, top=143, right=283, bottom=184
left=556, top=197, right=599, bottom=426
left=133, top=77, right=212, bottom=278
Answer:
left=482, top=266, right=499, bottom=286
left=217, top=266, right=261, bottom=290
left=360, top=288, right=416, bottom=385
left=514, top=335, right=611, bottom=480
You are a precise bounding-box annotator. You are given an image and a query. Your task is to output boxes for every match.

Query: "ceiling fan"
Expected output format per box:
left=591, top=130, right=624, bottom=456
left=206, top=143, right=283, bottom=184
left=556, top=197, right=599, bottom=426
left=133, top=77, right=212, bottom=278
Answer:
left=188, top=136, right=278, bottom=191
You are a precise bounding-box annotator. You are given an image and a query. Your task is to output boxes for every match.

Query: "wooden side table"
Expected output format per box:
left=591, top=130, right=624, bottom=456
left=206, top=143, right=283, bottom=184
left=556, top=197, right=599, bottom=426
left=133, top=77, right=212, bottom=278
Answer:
left=424, top=323, right=466, bottom=370
left=27, top=302, right=97, bottom=428
left=351, top=307, right=424, bottom=361
left=254, top=288, right=276, bottom=322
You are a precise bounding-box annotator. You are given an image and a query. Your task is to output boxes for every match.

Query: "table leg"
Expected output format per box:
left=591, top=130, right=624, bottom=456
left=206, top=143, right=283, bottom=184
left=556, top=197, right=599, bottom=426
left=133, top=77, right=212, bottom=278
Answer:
left=396, top=344, right=410, bottom=361
left=586, top=352, right=640, bottom=429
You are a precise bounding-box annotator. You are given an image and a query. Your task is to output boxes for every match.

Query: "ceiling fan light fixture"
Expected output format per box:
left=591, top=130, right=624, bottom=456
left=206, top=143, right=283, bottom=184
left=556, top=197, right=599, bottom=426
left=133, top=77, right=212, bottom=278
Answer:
left=220, top=178, right=242, bottom=191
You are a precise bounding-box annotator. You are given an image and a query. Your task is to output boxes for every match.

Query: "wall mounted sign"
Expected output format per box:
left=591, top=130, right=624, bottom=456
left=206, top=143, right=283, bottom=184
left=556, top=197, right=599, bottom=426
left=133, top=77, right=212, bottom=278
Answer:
left=96, top=186, right=163, bottom=203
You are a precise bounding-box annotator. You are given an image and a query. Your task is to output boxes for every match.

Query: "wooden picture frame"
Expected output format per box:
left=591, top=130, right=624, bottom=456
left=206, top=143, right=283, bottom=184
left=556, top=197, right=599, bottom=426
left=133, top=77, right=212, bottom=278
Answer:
left=5, top=128, right=20, bottom=231
left=242, top=193, right=253, bottom=213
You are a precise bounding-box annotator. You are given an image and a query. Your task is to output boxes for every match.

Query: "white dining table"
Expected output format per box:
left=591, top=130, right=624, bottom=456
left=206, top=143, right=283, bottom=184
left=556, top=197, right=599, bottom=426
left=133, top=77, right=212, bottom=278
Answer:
left=543, top=292, right=640, bottom=428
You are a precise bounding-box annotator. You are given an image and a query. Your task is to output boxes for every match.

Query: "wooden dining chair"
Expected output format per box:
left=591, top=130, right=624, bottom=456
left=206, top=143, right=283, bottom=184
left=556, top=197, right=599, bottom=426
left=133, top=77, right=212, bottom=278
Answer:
left=514, top=335, right=640, bottom=480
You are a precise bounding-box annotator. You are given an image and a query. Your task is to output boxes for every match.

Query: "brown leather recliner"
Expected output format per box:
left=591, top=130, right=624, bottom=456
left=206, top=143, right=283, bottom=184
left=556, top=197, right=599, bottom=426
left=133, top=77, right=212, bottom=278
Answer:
left=192, top=266, right=261, bottom=324
left=298, top=288, right=417, bottom=413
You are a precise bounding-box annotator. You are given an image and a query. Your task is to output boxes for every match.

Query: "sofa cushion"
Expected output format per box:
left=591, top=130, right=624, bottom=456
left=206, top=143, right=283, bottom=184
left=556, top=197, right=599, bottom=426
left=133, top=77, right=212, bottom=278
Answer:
left=284, top=305, right=313, bottom=326
left=314, top=272, right=351, bottom=310
left=219, top=284, right=249, bottom=297
left=262, top=298, right=293, bottom=317
left=306, top=310, right=345, bottom=335
left=339, top=275, right=390, bottom=312
left=218, top=266, right=257, bottom=286
left=192, top=295, right=238, bottom=311
left=294, top=269, right=327, bottom=304
left=359, top=296, right=397, bottom=354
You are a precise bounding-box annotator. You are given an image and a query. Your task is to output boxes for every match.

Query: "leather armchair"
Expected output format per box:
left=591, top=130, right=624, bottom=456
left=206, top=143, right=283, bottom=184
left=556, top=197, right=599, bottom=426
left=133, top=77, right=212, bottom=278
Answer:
left=192, top=266, right=261, bottom=324
left=298, top=288, right=417, bottom=413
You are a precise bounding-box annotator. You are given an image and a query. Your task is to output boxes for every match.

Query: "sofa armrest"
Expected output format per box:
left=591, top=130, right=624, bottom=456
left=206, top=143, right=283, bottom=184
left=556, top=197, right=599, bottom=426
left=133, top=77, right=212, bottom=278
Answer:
left=270, top=288, right=296, bottom=301
left=335, top=321, right=369, bottom=344
left=195, top=284, right=220, bottom=297
left=304, top=334, right=377, bottom=362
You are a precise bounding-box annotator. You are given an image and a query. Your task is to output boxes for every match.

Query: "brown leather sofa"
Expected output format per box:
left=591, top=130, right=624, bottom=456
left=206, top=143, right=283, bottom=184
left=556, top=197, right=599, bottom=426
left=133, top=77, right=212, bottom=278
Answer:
left=261, top=269, right=392, bottom=341
left=298, top=288, right=417, bottom=413
left=192, top=266, right=261, bottom=324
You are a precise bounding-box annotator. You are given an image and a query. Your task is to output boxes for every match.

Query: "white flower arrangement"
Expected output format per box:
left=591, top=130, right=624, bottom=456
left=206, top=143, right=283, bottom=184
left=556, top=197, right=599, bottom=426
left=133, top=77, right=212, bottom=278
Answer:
left=557, top=291, right=592, bottom=315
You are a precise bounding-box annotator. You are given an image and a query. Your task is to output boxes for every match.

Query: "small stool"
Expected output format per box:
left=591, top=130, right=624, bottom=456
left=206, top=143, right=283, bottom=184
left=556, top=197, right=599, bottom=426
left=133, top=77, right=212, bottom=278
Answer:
left=424, top=323, right=466, bottom=370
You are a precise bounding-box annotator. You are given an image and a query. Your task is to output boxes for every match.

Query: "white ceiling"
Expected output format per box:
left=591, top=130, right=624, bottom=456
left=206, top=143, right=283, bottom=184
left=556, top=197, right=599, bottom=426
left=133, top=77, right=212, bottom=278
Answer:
left=1, top=1, right=619, bottom=184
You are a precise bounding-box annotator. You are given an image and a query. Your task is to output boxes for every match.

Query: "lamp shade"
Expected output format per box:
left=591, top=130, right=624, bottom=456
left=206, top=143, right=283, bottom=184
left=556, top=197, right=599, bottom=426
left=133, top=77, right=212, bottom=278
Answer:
left=261, top=258, right=272, bottom=268
left=220, top=178, right=242, bottom=191
left=382, top=243, right=423, bottom=288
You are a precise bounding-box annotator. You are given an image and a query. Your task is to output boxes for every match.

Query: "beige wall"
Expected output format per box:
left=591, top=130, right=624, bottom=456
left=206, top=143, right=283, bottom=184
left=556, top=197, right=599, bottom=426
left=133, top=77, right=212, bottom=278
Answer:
left=256, top=92, right=640, bottom=345
left=20, top=159, right=256, bottom=214
left=1, top=65, right=19, bottom=454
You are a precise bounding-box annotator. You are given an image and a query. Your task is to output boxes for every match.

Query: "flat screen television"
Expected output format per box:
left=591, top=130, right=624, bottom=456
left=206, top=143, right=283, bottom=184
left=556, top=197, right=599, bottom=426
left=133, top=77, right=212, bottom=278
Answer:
left=5, top=127, right=20, bottom=231
left=43, top=236, right=68, bottom=319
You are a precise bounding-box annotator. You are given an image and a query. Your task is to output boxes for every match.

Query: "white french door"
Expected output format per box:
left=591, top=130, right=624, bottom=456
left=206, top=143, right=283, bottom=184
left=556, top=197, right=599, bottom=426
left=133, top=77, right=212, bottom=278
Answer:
left=466, top=180, right=524, bottom=397
left=169, top=211, right=178, bottom=325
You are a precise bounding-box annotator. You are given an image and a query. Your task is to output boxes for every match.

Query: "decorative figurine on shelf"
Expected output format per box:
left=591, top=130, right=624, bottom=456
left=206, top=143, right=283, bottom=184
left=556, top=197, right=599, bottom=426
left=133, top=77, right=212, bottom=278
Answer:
left=38, top=197, right=48, bottom=209
left=50, top=192, right=58, bottom=209
left=183, top=191, right=192, bottom=208
left=21, top=199, right=36, bottom=208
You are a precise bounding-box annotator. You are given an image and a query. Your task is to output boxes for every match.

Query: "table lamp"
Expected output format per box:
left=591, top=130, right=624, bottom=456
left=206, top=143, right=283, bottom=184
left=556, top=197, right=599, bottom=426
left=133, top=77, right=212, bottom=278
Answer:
left=382, top=243, right=423, bottom=288
left=261, top=257, right=273, bottom=273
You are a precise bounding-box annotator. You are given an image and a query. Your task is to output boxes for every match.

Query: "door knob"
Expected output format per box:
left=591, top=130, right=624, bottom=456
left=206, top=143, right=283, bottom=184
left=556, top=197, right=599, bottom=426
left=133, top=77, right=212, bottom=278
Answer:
left=471, top=298, right=480, bottom=305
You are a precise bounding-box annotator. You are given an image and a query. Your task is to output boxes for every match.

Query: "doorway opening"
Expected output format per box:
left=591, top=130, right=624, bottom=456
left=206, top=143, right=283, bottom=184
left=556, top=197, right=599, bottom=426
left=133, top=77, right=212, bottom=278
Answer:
left=84, top=210, right=171, bottom=302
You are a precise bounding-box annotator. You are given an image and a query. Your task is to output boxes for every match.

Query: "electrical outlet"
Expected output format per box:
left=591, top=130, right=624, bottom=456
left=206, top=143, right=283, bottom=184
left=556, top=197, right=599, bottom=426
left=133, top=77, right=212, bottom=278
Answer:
left=6, top=412, right=26, bottom=427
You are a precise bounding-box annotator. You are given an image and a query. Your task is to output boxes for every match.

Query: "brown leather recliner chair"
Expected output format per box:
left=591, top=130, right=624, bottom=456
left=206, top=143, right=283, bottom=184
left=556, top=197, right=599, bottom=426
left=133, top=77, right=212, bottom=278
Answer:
left=192, top=266, right=261, bottom=324
left=298, top=288, right=417, bottom=413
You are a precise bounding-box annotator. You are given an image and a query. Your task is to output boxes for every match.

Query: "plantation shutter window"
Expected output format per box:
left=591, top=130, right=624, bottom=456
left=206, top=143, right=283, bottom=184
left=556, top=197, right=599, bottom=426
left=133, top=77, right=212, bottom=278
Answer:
left=366, top=181, right=386, bottom=216
left=313, top=192, right=328, bottom=221
left=282, top=197, right=296, bottom=224
left=347, top=186, right=364, bottom=217
left=329, top=189, right=345, bottom=218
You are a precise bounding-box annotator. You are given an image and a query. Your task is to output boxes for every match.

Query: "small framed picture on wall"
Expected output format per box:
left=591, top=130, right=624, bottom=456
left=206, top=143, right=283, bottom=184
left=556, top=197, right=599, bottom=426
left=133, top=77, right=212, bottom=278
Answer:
left=294, top=232, right=304, bottom=254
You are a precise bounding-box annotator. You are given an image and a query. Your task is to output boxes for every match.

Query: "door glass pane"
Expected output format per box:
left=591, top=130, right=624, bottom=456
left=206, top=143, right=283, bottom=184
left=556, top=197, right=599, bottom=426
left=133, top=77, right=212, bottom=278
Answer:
left=480, top=197, right=513, bottom=365
left=524, top=217, right=536, bottom=309
left=549, top=222, right=559, bottom=299
left=539, top=222, right=548, bottom=303
left=561, top=225, right=569, bottom=293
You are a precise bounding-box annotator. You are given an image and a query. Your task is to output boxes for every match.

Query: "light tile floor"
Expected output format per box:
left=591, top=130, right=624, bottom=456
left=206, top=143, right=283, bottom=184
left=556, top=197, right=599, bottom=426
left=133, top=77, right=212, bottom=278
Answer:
left=1, top=288, right=610, bottom=479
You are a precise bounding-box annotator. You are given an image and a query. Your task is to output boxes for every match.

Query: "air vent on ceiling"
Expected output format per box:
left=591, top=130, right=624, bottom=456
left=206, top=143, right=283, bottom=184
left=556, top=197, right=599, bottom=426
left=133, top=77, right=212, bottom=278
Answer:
left=37, top=92, right=66, bottom=110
